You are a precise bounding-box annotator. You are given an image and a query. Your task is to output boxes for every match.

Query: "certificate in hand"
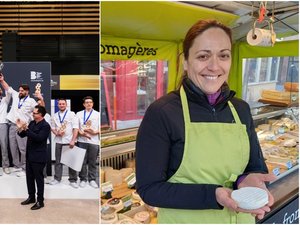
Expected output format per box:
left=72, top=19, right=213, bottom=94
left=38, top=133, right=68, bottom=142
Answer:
left=61, top=145, right=87, bottom=172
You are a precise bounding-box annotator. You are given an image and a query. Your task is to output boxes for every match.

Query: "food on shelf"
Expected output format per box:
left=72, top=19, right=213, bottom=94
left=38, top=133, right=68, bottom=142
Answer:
left=101, top=207, right=118, bottom=224
left=132, top=191, right=142, bottom=201
left=256, top=117, right=299, bottom=176
left=105, top=170, right=123, bottom=187
left=284, top=82, right=299, bottom=92
left=106, top=198, right=124, bottom=212
left=131, top=202, right=141, bottom=209
left=125, top=158, right=136, bottom=170
left=101, top=130, right=137, bottom=147
left=117, top=218, right=138, bottom=224
left=133, top=211, right=151, bottom=224
left=283, top=139, right=297, bottom=147
left=120, top=168, right=134, bottom=179
left=100, top=169, right=105, bottom=183
left=259, top=89, right=299, bottom=106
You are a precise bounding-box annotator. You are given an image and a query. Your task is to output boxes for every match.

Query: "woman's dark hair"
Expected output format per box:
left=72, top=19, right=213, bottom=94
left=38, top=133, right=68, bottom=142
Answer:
left=177, top=20, right=232, bottom=90
left=183, top=19, right=232, bottom=60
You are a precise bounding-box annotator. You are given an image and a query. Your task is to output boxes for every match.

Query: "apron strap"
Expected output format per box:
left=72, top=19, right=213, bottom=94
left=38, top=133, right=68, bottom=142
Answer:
left=228, top=101, right=242, bottom=124
left=180, top=87, right=242, bottom=125
left=180, top=86, right=191, bottom=124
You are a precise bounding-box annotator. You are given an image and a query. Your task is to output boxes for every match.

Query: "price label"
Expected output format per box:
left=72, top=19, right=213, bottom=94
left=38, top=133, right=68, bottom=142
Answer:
left=101, top=181, right=113, bottom=194
left=286, top=161, right=293, bottom=169
left=125, top=173, right=136, bottom=188
left=272, top=167, right=280, bottom=176
left=101, top=205, right=110, bottom=213
left=121, top=195, right=132, bottom=208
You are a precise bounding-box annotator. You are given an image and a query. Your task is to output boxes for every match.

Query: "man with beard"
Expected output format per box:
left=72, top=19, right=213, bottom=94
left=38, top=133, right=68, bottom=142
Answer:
left=0, top=74, right=12, bottom=175
left=5, top=79, right=39, bottom=177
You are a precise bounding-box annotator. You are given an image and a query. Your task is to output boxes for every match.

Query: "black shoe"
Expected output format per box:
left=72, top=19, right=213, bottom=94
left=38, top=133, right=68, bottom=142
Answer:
left=31, top=202, right=44, bottom=210
left=21, top=197, right=36, bottom=205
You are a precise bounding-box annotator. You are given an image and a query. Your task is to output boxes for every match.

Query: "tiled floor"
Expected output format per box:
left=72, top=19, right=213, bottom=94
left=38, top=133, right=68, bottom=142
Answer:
left=0, top=166, right=99, bottom=199
left=0, top=166, right=99, bottom=224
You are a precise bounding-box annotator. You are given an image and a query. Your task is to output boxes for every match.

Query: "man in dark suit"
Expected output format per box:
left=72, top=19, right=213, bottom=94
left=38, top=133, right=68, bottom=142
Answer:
left=18, top=105, right=50, bottom=210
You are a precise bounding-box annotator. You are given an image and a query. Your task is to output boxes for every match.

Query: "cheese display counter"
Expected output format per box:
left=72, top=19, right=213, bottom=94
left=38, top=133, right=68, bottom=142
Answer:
left=100, top=105, right=299, bottom=224
left=253, top=106, right=299, bottom=177
left=252, top=106, right=299, bottom=224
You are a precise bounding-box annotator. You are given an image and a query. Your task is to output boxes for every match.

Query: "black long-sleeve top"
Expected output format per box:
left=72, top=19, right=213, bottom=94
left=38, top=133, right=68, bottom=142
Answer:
left=135, top=78, right=268, bottom=210
left=18, top=119, right=51, bottom=163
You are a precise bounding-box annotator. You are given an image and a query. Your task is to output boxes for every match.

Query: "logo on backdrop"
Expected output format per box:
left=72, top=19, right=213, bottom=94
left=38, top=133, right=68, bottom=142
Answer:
left=30, top=71, right=43, bottom=82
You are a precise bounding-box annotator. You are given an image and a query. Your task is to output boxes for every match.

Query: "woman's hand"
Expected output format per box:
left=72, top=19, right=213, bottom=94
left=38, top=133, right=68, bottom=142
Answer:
left=216, top=173, right=276, bottom=220
left=216, top=187, right=238, bottom=211
left=216, top=187, right=270, bottom=219
left=238, top=173, right=277, bottom=207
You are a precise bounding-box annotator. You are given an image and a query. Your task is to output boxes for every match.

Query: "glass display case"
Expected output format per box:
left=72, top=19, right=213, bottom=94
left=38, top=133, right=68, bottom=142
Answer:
left=243, top=56, right=299, bottom=180
left=252, top=106, right=299, bottom=179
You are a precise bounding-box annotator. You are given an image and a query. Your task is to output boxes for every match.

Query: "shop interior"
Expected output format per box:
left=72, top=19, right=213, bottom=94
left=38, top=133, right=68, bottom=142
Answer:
left=100, top=1, right=298, bottom=224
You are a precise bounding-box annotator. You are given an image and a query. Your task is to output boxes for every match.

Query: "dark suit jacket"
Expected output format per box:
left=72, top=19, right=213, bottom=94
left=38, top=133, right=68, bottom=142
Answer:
left=18, top=119, right=51, bottom=163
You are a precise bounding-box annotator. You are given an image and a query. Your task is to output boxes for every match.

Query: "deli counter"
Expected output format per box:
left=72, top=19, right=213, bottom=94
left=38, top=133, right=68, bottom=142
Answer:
left=100, top=106, right=299, bottom=224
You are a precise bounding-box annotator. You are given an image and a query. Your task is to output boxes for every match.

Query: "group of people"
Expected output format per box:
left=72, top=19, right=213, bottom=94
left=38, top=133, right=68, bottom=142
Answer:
left=0, top=74, right=100, bottom=210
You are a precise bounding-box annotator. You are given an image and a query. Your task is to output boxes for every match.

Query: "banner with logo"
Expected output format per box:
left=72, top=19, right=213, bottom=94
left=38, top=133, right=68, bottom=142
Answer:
left=101, top=36, right=178, bottom=91
left=2, top=62, right=51, bottom=114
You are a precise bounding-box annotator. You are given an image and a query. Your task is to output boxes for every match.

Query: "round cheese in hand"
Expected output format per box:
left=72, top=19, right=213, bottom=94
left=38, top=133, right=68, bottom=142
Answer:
left=231, top=187, right=269, bottom=210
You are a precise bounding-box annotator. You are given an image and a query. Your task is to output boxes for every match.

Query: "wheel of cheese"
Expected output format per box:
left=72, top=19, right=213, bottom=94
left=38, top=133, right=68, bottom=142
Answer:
left=100, top=169, right=105, bottom=183
left=133, top=211, right=151, bottom=224
left=144, top=204, right=158, bottom=216
left=132, top=191, right=141, bottom=201
left=101, top=214, right=118, bottom=224
left=231, top=187, right=269, bottom=210
left=102, top=166, right=114, bottom=172
left=101, top=207, right=118, bottom=224
left=131, top=202, right=141, bottom=209
left=105, top=170, right=123, bottom=187
left=120, top=168, right=133, bottom=180
left=106, top=198, right=124, bottom=212
left=118, top=218, right=137, bottom=224
left=125, top=158, right=136, bottom=170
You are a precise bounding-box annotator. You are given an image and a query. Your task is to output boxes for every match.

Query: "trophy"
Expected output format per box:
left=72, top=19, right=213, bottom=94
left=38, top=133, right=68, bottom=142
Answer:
left=0, top=61, right=4, bottom=72
left=16, top=118, right=28, bottom=132
left=35, top=83, right=42, bottom=95
left=82, top=120, right=92, bottom=131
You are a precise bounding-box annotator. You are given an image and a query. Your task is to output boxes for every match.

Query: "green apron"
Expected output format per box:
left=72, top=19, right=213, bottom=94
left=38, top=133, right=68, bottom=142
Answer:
left=158, top=87, right=254, bottom=224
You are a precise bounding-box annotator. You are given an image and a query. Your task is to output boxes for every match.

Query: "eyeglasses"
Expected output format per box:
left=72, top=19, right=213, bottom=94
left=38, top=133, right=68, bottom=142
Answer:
left=33, top=112, right=40, bottom=115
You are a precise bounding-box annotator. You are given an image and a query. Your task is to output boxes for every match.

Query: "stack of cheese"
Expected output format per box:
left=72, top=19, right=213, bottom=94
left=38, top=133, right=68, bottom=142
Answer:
left=102, top=167, right=134, bottom=187
left=260, top=89, right=299, bottom=106
left=284, top=82, right=299, bottom=92
left=257, top=119, right=298, bottom=175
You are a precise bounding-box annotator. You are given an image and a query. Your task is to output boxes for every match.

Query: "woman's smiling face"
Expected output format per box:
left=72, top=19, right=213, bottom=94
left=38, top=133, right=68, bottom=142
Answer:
left=184, top=27, right=232, bottom=94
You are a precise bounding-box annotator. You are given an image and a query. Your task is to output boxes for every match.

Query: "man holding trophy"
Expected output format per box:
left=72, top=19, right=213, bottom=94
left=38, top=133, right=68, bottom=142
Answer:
left=0, top=71, right=12, bottom=175
left=3, top=75, right=38, bottom=177
left=50, top=98, right=79, bottom=188
left=76, top=96, right=100, bottom=188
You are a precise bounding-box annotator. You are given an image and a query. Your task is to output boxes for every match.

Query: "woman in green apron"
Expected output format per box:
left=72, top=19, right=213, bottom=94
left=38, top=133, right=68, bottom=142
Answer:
left=136, top=20, right=276, bottom=224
